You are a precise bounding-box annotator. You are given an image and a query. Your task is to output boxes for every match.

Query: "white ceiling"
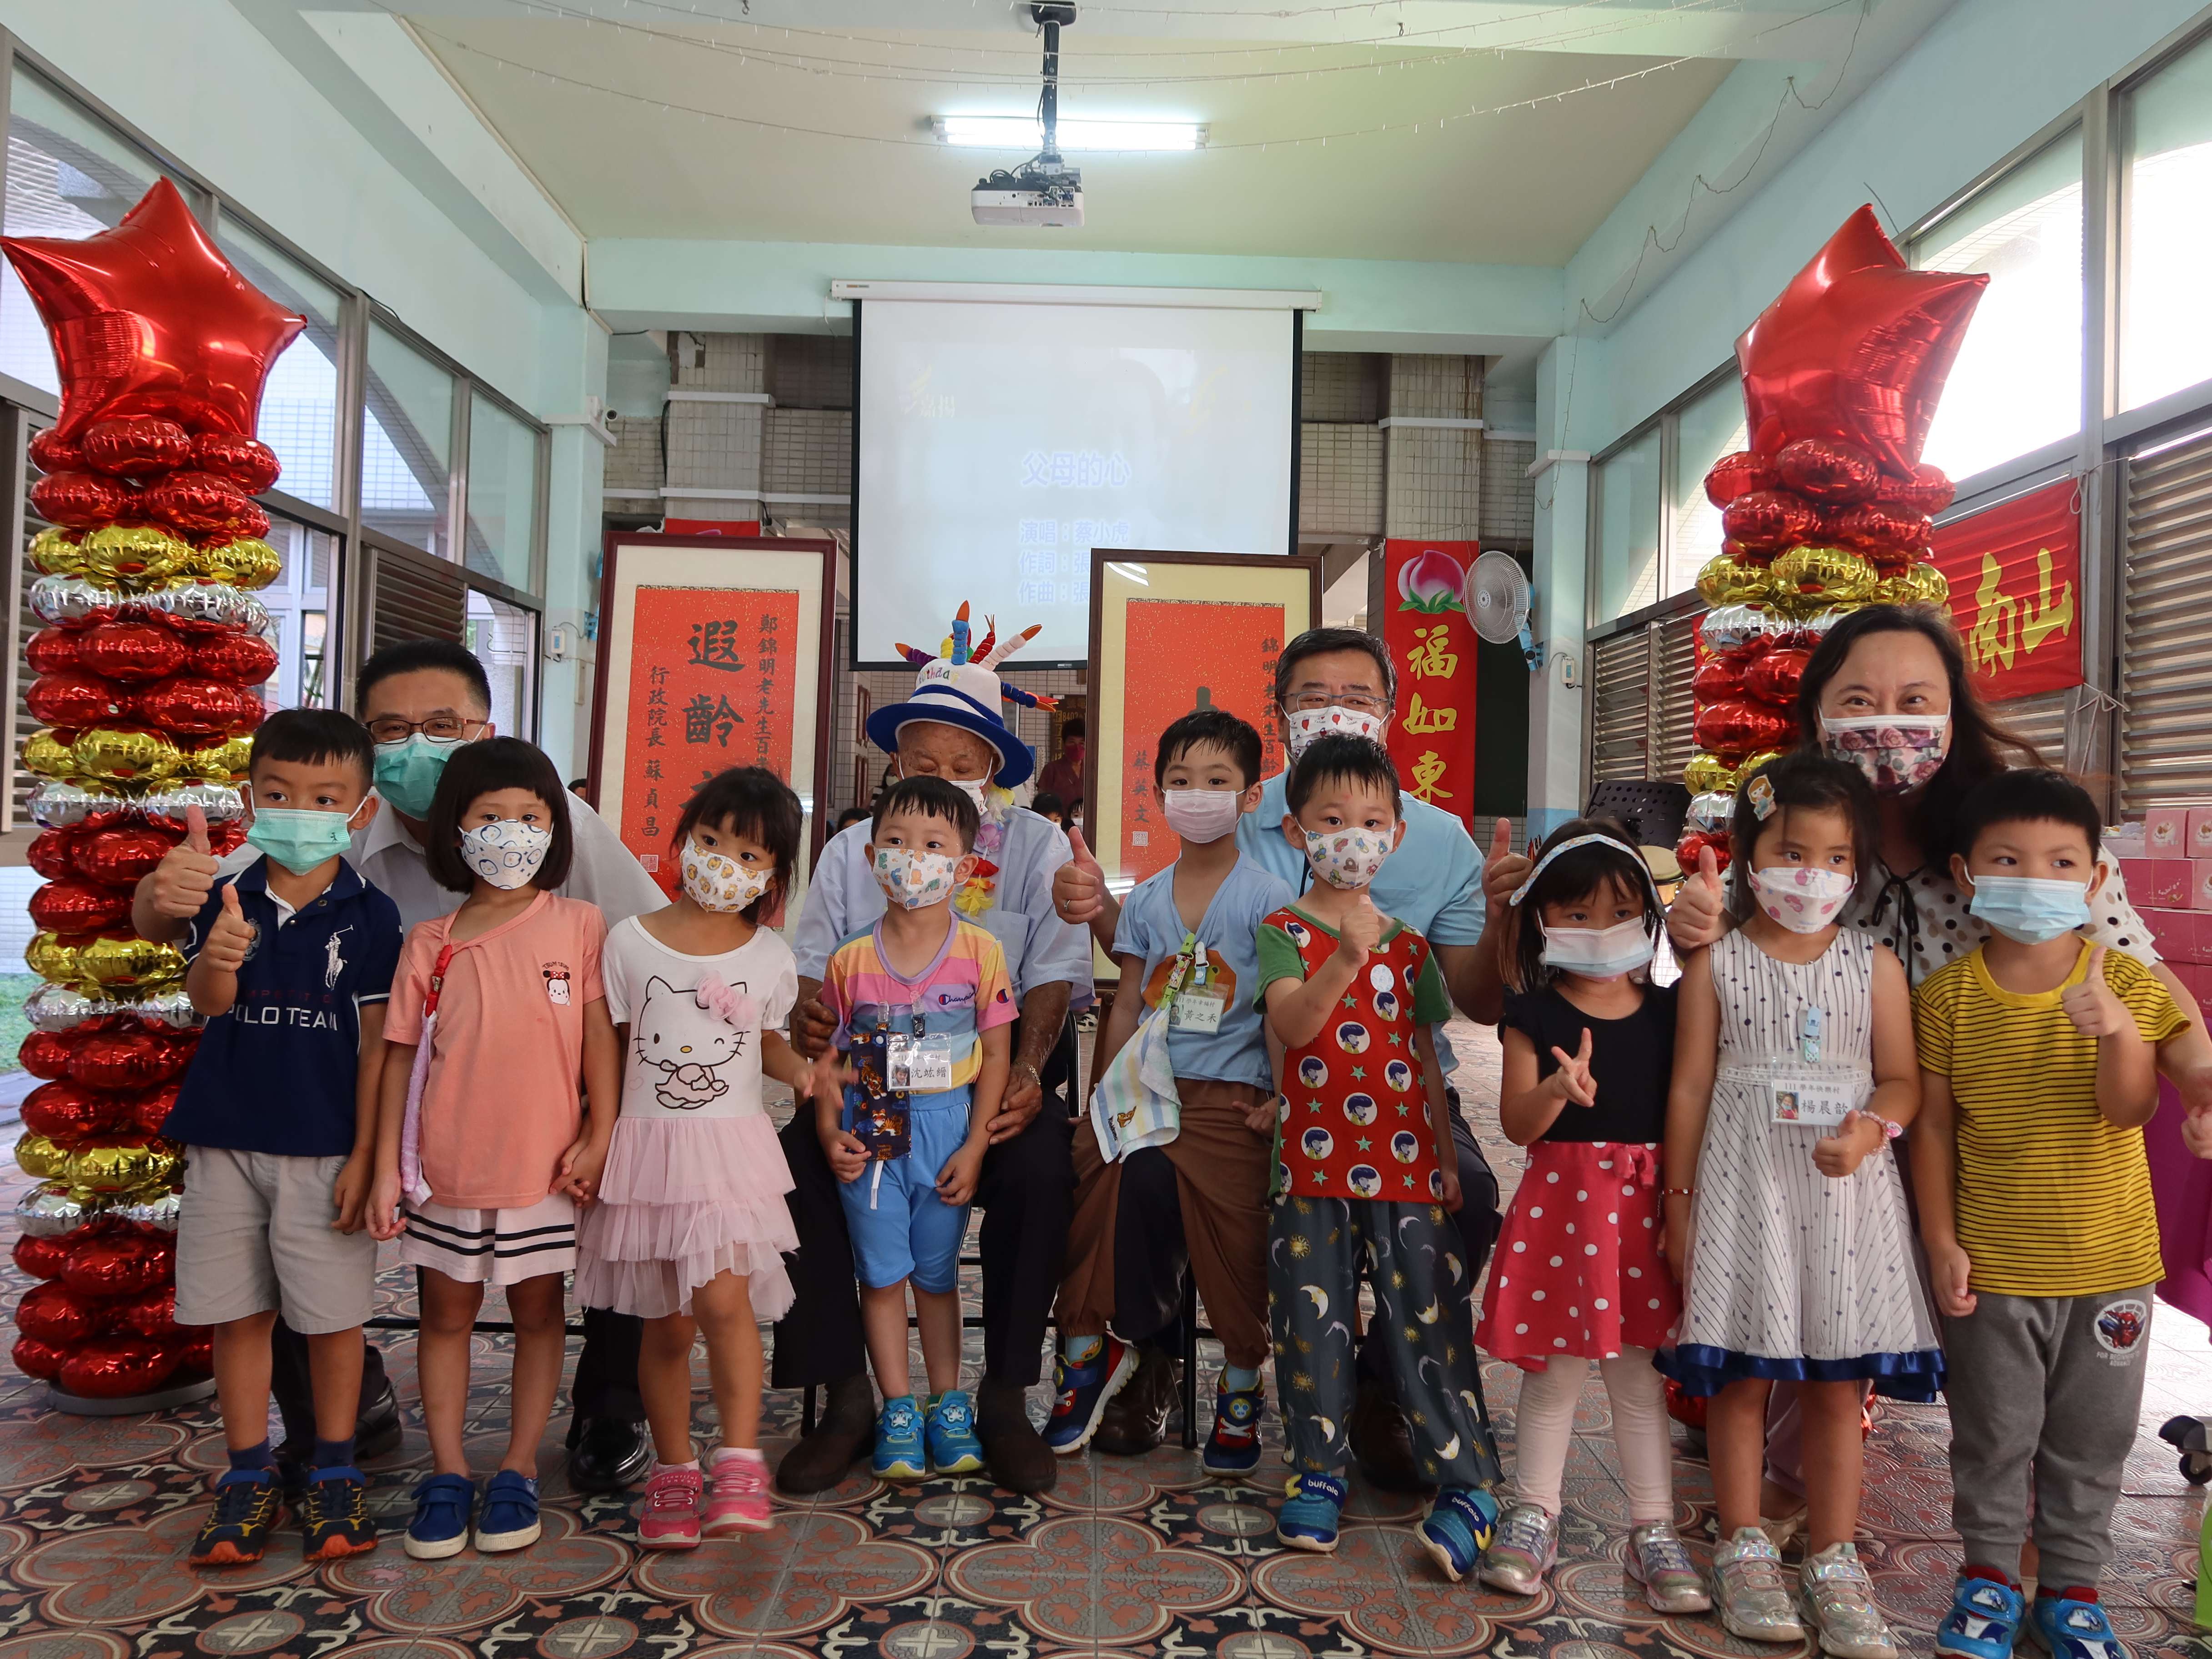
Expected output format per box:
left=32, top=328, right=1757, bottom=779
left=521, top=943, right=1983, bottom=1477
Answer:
left=348, top=0, right=1874, bottom=264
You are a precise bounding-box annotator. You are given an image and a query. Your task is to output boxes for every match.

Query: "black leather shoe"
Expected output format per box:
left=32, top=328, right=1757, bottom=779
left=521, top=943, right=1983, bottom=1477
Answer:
left=355, top=1379, right=404, bottom=1461
left=977, top=1377, right=1057, bottom=1494
left=1348, top=1374, right=1430, bottom=1493
left=566, top=1416, right=652, bottom=1494
left=775, top=1373, right=875, bottom=1495
left=1094, top=1347, right=1178, bottom=1456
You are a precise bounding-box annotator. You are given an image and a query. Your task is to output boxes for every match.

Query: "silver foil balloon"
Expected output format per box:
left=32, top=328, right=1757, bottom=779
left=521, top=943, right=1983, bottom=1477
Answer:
left=131, top=990, right=202, bottom=1031
left=137, top=782, right=245, bottom=830
left=114, top=1191, right=181, bottom=1233
left=27, top=574, right=121, bottom=628
left=148, top=583, right=267, bottom=636
left=26, top=778, right=124, bottom=830
left=24, top=982, right=102, bottom=1033
left=1698, top=603, right=1770, bottom=656
left=1688, top=790, right=1739, bottom=833
left=15, top=1184, right=93, bottom=1238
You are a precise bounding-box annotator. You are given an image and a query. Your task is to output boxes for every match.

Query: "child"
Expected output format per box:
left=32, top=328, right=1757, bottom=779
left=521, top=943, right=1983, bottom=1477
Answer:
left=1476, top=820, right=1707, bottom=1614
left=1255, top=734, right=1501, bottom=1579
left=367, top=738, right=620, bottom=1560
left=812, top=775, right=1016, bottom=1481
left=172, top=709, right=401, bottom=1567
left=577, top=769, right=816, bottom=1548
left=1659, top=754, right=1937, bottom=1658
left=1048, top=709, right=1292, bottom=1469
left=1913, top=769, right=2187, bottom=1659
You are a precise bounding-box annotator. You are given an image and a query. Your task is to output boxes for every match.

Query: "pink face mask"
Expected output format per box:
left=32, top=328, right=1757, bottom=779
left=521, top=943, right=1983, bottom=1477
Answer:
left=1819, top=715, right=1949, bottom=794
left=1748, top=865, right=1856, bottom=934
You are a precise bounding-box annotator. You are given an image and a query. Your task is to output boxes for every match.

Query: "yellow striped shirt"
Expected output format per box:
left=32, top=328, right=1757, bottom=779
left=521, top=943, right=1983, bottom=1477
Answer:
left=1915, top=940, right=2185, bottom=1297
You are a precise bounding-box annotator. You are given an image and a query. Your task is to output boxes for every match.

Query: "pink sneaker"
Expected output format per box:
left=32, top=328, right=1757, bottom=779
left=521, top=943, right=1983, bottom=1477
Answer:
left=637, top=1464, right=703, bottom=1550
left=702, top=1450, right=772, bottom=1536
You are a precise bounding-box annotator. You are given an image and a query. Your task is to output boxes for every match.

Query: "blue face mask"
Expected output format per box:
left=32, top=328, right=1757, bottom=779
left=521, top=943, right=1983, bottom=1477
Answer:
left=1966, top=874, right=2092, bottom=945
left=373, top=734, right=464, bottom=819
left=246, top=805, right=363, bottom=875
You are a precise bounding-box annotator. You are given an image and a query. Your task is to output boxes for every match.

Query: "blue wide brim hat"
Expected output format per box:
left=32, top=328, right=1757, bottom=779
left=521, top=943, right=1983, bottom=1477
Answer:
left=869, top=605, right=1056, bottom=789
left=866, top=681, right=1035, bottom=788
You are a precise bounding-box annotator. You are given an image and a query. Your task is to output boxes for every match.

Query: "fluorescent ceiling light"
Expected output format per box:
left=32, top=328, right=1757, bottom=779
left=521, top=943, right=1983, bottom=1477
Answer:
left=934, top=116, right=1204, bottom=151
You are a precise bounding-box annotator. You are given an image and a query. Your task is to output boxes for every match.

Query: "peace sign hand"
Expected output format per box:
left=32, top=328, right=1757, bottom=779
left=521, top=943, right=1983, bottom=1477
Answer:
left=1548, top=1028, right=1597, bottom=1107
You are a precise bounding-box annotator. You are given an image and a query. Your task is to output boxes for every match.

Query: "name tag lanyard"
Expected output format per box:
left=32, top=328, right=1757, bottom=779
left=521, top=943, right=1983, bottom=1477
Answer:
left=397, top=940, right=461, bottom=1208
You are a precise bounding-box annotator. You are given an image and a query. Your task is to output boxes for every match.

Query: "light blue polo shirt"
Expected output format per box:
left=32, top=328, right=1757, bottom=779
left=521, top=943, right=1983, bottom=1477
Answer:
left=1111, top=855, right=1293, bottom=1091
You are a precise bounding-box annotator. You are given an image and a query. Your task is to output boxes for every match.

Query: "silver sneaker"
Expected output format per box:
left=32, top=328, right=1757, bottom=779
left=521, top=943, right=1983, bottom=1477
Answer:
left=1800, top=1541, right=1898, bottom=1659
left=1714, top=1526, right=1809, bottom=1643
left=1628, top=1521, right=1713, bottom=1614
left=1478, top=1502, right=1557, bottom=1595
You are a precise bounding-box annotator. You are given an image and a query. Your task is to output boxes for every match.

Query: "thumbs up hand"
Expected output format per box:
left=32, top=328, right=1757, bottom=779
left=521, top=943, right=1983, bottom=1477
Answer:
left=1052, top=824, right=1111, bottom=930
left=1338, top=890, right=1385, bottom=962
left=1666, top=844, right=1730, bottom=952
left=1478, top=816, right=1533, bottom=916
left=150, top=803, right=222, bottom=919
left=201, top=884, right=257, bottom=973
left=1813, top=1108, right=1884, bottom=1178
left=2061, top=945, right=2132, bottom=1038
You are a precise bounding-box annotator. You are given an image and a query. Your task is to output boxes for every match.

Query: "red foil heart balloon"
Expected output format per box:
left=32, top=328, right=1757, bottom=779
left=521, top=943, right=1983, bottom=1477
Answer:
left=67, top=1029, right=187, bottom=1091
left=143, top=470, right=252, bottom=536
left=176, top=1329, right=213, bottom=1374
left=1692, top=657, right=1747, bottom=702
left=22, top=1079, right=129, bottom=1144
left=191, top=431, right=281, bottom=494
left=1876, top=463, right=1956, bottom=517
left=1773, top=437, right=1882, bottom=505
left=1703, top=450, right=1775, bottom=509
left=111, top=1285, right=181, bottom=1340
left=1694, top=699, right=1796, bottom=759
left=126, top=1081, right=182, bottom=1139
left=79, top=621, right=187, bottom=684
left=60, top=1335, right=181, bottom=1399
left=1826, top=502, right=1934, bottom=565
left=28, top=471, right=126, bottom=529
left=27, top=673, right=131, bottom=730
left=63, top=1234, right=171, bottom=1299
left=79, top=416, right=193, bottom=478
left=17, top=1030, right=78, bottom=1081
left=28, top=428, right=83, bottom=473
left=25, top=627, right=81, bottom=676
left=1676, top=828, right=1733, bottom=876
left=72, top=826, right=182, bottom=888
left=133, top=675, right=258, bottom=738
left=10, top=1337, right=70, bottom=1381
left=29, top=878, right=133, bottom=934
left=1720, top=489, right=1820, bottom=553
left=11, top=1232, right=74, bottom=1282
left=16, top=1280, right=106, bottom=1343
left=186, top=631, right=279, bottom=686
left=1743, top=647, right=1812, bottom=708
left=26, top=829, right=80, bottom=881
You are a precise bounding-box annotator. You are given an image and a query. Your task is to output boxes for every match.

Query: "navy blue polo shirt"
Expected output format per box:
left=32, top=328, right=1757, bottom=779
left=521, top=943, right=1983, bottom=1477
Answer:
left=164, top=855, right=403, bottom=1157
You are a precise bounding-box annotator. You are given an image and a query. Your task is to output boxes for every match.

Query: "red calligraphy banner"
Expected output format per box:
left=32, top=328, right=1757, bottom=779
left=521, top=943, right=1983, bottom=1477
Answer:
left=1118, top=597, right=1288, bottom=885
left=620, top=585, right=800, bottom=897
left=1381, top=539, right=1481, bottom=833
left=1928, top=478, right=2083, bottom=700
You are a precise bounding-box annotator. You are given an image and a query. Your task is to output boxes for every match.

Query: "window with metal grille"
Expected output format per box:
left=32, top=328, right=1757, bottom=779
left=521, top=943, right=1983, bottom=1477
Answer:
left=369, top=541, right=469, bottom=654
left=1589, top=609, right=1703, bottom=790
left=2119, top=424, right=2212, bottom=809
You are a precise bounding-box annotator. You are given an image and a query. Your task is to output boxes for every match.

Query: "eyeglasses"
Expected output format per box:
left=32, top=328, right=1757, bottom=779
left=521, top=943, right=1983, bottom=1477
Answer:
left=1283, top=692, right=1390, bottom=718
left=367, top=715, right=479, bottom=745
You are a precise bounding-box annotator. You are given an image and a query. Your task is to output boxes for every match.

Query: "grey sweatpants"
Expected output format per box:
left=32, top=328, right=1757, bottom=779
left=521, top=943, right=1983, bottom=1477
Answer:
left=1941, top=1286, right=2154, bottom=1591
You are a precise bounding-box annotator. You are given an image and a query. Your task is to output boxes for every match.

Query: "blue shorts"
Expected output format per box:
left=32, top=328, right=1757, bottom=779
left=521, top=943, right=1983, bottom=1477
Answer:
left=840, top=1092, right=974, bottom=1293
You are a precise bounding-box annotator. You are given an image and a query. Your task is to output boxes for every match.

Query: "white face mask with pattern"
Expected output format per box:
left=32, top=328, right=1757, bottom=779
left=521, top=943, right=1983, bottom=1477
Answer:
left=681, top=839, right=771, bottom=913
left=459, top=820, right=551, bottom=890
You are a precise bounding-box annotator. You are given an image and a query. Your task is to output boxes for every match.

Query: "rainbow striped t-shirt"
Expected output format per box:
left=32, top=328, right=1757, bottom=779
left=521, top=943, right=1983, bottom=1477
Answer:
left=820, top=915, right=1018, bottom=1095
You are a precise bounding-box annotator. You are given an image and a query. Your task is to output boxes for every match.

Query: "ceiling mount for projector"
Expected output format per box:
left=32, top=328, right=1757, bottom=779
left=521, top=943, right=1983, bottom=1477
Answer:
left=971, top=4, right=1085, bottom=228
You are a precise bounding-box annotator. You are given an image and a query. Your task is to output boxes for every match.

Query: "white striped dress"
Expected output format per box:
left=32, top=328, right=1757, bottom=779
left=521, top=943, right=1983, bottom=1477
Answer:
left=1659, top=928, right=1943, bottom=1399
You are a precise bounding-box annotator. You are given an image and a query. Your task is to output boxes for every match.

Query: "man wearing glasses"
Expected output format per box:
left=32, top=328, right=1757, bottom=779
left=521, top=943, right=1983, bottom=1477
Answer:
left=1052, top=626, right=1525, bottom=1486
left=131, top=639, right=669, bottom=1498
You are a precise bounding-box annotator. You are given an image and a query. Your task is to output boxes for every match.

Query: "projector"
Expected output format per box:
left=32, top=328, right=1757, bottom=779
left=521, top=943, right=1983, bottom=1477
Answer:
left=972, top=160, right=1084, bottom=227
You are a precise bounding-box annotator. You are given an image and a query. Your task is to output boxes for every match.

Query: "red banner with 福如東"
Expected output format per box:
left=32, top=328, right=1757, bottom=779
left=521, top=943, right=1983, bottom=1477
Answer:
left=620, top=585, right=800, bottom=896
left=1929, top=478, right=2084, bottom=701
left=1381, top=539, right=1480, bottom=833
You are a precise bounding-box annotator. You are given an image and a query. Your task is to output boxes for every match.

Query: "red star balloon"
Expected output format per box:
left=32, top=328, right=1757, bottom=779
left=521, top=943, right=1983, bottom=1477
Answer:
left=0, top=178, right=304, bottom=442
left=1734, top=206, right=1988, bottom=477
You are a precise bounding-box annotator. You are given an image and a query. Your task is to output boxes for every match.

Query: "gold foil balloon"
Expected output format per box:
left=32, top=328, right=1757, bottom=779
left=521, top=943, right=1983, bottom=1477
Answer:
left=14, top=1133, right=67, bottom=1181
left=67, top=1141, right=181, bottom=1194
left=1770, top=546, right=1878, bottom=614
left=76, top=526, right=192, bottom=588
left=28, top=528, right=84, bottom=577
left=1877, top=562, right=1951, bottom=608
left=1696, top=553, right=1776, bottom=608
left=183, top=734, right=252, bottom=783
left=1735, top=748, right=1789, bottom=787
left=77, top=935, right=186, bottom=996
left=191, top=538, right=281, bottom=590
left=25, top=931, right=83, bottom=988
left=1684, top=752, right=1737, bottom=794
left=71, top=726, right=183, bottom=784
left=23, top=729, right=77, bottom=780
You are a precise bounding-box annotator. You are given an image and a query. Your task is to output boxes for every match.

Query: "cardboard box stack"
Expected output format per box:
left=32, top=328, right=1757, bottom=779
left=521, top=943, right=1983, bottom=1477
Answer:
left=2125, top=803, right=2212, bottom=1014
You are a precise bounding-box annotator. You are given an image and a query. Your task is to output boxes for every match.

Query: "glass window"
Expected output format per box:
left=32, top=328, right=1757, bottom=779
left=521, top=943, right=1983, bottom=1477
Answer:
left=215, top=218, right=342, bottom=510
left=1, top=74, right=166, bottom=395
left=465, top=590, right=537, bottom=740
left=1670, top=377, right=1750, bottom=593
left=2121, top=32, right=2212, bottom=411
left=1593, top=427, right=1662, bottom=623
left=253, top=517, right=337, bottom=710
left=465, top=396, right=540, bottom=592
left=1912, top=130, right=2083, bottom=483
left=362, top=323, right=453, bottom=558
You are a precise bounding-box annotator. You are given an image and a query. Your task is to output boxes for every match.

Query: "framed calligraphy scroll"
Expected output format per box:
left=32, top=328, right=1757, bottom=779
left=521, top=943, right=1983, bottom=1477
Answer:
left=588, top=534, right=838, bottom=913
left=1381, top=539, right=1482, bottom=833
left=1083, top=549, right=1323, bottom=894
left=1930, top=479, right=2083, bottom=700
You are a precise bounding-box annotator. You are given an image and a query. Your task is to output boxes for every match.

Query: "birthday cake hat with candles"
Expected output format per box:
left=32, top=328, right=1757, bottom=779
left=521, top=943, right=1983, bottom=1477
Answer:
left=866, top=602, right=1057, bottom=788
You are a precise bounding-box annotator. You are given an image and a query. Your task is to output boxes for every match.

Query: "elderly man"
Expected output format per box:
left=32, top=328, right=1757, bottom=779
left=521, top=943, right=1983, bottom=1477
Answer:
left=776, top=620, right=1091, bottom=1496
left=131, top=640, right=669, bottom=1496
left=1053, top=624, right=1527, bottom=1483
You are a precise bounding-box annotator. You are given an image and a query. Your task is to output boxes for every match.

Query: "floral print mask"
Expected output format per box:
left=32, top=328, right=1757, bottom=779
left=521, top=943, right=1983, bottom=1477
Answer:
left=1820, top=714, right=1949, bottom=794
left=681, top=839, right=770, bottom=913
left=1302, top=825, right=1396, bottom=890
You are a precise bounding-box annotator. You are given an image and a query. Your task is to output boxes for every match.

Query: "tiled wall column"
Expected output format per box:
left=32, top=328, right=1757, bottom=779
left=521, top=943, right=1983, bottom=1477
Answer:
left=664, top=332, right=765, bottom=522
left=1383, top=355, right=1483, bottom=539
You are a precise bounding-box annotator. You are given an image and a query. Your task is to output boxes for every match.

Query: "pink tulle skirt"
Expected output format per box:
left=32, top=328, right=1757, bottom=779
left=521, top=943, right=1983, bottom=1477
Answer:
left=574, top=1111, right=798, bottom=1321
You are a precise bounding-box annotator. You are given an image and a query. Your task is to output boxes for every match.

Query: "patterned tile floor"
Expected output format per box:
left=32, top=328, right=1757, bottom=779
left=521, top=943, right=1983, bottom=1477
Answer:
left=0, top=1021, right=2208, bottom=1659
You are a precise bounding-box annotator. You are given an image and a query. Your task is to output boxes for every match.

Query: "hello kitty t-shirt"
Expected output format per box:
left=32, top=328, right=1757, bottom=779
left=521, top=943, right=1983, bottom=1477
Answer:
left=603, top=915, right=799, bottom=1121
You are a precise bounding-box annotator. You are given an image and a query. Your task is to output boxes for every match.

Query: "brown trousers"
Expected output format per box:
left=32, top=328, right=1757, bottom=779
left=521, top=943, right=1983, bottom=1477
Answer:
left=1058, top=1077, right=1274, bottom=1368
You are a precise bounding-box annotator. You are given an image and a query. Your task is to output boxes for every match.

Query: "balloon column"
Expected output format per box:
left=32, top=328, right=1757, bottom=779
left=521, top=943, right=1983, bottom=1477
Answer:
left=2, top=178, right=299, bottom=1406
left=1676, top=206, right=1984, bottom=875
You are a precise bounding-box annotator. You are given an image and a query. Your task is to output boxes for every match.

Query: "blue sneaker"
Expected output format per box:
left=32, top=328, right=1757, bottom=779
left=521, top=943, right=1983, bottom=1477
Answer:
left=475, top=1470, right=540, bottom=1553
left=1276, top=1472, right=1346, bottom=1552
left=2027, top=1592, right=2127, bottom=1659
left=1044, top=1337, right=1136, bottom=1454
left=926, top=1390, right=985, bottom=1475
left=1419, top=1485, right=1500, bottom=1583
left=873, top=1397, right=928, bottom=1482
left=403, top=1473, right=475, bottom=1561
left=1202, top=1379, right=1264, bottom=1477
left=1936, top=1574, right=2026, bottom=1659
